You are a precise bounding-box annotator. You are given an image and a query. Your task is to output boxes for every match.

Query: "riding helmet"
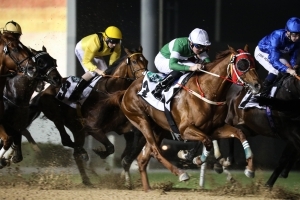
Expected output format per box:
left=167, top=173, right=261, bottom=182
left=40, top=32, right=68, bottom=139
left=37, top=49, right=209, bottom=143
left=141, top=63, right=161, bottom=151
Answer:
left=286, top=17, right=300, bottom=33
left=105, top=26, right=122, bottom=39
left=188, top=28, right=211, bottom=46
left=3, top=20, right=22, bottom=34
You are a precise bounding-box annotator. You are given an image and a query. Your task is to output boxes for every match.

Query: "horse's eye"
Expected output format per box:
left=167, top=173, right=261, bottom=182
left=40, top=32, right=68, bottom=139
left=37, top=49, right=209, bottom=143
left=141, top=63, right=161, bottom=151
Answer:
left=132, top=60, right=137, bottom=65
left=236, top=59, right=250, bottom=72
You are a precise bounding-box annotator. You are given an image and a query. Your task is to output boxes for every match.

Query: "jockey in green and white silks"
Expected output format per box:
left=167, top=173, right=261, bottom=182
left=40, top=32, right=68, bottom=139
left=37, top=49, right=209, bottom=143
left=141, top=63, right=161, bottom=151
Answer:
left=152, top=28, right=211, bottom=100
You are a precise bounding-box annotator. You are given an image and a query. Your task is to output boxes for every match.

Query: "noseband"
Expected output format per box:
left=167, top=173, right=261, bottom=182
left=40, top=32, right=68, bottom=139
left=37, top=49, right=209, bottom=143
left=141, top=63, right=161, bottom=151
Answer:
left=2, top=41, right=33, bottom=75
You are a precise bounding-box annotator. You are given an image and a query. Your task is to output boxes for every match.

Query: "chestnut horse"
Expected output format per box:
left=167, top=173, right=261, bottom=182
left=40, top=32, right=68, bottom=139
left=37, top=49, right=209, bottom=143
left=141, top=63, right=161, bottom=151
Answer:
left=24, top=46, right=148, bottom=185
left=0, top=46, right=62, bottom=167
left=109, top=45, right=261, bottom=191
left=0, top=33, right=35, bottom=155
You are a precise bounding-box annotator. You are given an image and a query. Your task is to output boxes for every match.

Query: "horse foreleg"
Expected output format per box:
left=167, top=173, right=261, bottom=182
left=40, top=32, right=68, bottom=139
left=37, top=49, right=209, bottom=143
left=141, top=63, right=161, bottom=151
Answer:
left=54, top=122, right=75, bottom=148
left=89, top=131, right=115, bottom=159
left=212, top=124, right=254, bottom=178
left=265, top=142, right=297, bottom=188
left=73, top=151, right=92, bottom=186
left=21, top=129, right=41, bottom=153
left=181, top=125, right=213, bottom=165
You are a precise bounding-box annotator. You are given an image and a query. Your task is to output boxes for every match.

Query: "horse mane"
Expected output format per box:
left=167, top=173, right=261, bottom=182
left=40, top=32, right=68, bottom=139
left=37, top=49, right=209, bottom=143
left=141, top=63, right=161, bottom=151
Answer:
left=204, top=49, right=231, bottom=71
left=104, top=47, right=143, bottom=75
left=215, top=49, right=231, bottom=61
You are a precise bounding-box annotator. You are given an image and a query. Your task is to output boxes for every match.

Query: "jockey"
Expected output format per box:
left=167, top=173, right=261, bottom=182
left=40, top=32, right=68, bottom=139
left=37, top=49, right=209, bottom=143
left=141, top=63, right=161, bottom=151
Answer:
left=151, top=28, right=211, bottom=100
left=254, top=17, right=300, bottom=97
left=2, top=20, right=22, bottom=40
left=69, top=26, right=122, bottom=102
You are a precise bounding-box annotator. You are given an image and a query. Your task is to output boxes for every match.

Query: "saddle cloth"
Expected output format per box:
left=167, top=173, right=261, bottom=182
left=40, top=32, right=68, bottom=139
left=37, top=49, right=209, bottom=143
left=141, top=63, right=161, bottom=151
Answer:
left=55, top=76, right=100, bottom=108
left=137, top=71, right=190, bottom=112
left=238, top=87, right=277, bottom=110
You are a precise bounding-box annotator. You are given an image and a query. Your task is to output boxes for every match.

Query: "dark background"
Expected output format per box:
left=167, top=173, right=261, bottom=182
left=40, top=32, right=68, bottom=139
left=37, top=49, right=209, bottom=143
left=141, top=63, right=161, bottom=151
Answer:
left=76, top=0, right=300, bottom=169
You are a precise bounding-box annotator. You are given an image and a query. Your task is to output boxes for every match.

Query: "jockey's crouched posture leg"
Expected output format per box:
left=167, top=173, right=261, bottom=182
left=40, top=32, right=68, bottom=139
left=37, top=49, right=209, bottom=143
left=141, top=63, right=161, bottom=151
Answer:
left=69, top=71, right=93, bottom=102
left=260, top=73, right=276, bottom=97
left=152, top=70, right=184, bottom=100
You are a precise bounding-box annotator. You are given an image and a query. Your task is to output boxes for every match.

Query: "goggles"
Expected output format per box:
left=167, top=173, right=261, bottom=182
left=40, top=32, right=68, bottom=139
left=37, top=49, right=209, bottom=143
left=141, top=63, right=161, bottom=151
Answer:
left=192, top=43, right=207, bottom=50
left=290, top=32, right=300, bottom=37
left=107, top=38, right=121, bottom=44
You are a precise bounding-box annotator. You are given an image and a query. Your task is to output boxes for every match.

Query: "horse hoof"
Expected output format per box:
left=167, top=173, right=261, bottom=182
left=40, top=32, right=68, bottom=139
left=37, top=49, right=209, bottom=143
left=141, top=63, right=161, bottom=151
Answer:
left=244, top=168, right=255, bottom=178
left=280, top=173, right=288, bottom=178
left=12, top=156, right=23, bottom=163
left=213, top=163, right=223, bottom=174
left=179, top=172, right=190, bottom=182
left=92, top=148, right=110, bottom=159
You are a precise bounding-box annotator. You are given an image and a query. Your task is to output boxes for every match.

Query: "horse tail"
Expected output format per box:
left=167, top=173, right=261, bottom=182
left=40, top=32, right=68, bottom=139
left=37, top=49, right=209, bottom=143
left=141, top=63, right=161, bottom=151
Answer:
left=27, top=92, right=42, bottom=126
left=105, top=90, right=126, bottom=106
left=84, top=90, right=126, bottom=131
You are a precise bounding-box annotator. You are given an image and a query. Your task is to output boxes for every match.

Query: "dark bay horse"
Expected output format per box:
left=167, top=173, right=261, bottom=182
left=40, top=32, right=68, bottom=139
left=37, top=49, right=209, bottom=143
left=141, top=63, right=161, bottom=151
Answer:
left=108, top=45, right=261, bottom=191
left=0, top=46, right=62, bottom=167
left=25, top=46, right=148, bottom=185
left=213, top=69, right=300, bottom=187
left=0, top=33, right=36, bottom=155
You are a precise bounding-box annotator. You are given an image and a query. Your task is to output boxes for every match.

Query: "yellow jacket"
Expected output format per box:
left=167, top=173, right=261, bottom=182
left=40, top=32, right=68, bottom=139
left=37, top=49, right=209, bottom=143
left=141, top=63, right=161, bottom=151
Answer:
left=80, top=32, right=121, bottom=71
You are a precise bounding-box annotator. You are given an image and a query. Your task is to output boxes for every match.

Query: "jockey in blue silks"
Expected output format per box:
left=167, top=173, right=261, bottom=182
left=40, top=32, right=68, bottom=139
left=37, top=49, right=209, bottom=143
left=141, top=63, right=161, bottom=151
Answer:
left=254, top=17, right=300, bottom=97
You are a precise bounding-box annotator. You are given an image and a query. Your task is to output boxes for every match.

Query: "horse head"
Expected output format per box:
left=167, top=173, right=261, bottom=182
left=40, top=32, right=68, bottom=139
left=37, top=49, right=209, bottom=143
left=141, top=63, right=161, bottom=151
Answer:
left=101, top=46, right=148, bottom=93
left=0, top=34, right=35, bottom=77
left=30, top=46, right=62, bottom=88
left=227, top=44, right=261, bottom=94
left=123, top=46, right=148, bottom=79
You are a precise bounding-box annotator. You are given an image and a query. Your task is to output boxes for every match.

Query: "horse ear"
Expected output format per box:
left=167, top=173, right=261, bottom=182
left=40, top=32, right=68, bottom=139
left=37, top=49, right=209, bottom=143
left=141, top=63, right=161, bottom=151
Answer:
left=244, top=44, right=249, bottom=52
left=42, top=46, right=47, bottom=52
left=124, top=48, right=130, bottom=55
left=138, top=45, right=143, bottom=52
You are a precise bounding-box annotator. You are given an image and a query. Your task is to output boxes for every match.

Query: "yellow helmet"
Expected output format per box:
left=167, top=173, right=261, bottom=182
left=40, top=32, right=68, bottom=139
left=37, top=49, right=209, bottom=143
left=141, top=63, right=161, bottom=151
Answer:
left=3, top=20, right=22, bottom=34
left=105, top=26, right=122, bottom=39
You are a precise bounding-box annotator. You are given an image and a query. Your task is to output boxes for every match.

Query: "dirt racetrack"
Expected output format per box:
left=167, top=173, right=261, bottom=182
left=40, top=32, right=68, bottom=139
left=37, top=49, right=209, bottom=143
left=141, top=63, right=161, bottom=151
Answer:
left=0, top=188, right=288, bottom=200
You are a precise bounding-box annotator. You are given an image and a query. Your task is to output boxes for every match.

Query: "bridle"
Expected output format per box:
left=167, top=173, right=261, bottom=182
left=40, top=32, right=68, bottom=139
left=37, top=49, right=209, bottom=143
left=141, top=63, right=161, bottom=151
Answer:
left=103, top=52, right=147, bottom=81
left=1, top=38, right=33, bottom=77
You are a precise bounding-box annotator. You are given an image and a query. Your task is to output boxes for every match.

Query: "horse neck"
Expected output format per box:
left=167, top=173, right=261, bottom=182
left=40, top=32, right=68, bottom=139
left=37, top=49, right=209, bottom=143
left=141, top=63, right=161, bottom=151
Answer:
left=276, top=76, right=300, bottom=100
left=4, top=75, right=37, bottom=105
left=97, top=63, right=133, bottom=93
left=197, top=56, right=232, bottom=100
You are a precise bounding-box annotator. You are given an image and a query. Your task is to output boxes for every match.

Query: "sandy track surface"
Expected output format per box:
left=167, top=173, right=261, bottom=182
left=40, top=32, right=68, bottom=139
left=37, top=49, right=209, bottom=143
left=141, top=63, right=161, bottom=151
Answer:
left=0, top=188, right=272, bottom=200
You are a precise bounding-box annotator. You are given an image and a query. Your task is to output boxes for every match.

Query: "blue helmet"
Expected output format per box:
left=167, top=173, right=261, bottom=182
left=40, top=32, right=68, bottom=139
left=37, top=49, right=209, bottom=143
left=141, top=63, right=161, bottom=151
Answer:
left=286, top=17, right=300, bottom=33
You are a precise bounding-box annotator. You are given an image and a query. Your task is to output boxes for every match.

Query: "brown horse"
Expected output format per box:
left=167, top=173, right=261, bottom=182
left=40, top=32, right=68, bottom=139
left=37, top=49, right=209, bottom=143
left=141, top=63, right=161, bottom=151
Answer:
left=0, top=46, right=62, bottom=167
left=213, top=68, right=300, bottom=187
left=0, top=33, right=35, bottom=155
left=107, top=45, right=261, bottom=191
left=25, top=46, right=148, bottom=185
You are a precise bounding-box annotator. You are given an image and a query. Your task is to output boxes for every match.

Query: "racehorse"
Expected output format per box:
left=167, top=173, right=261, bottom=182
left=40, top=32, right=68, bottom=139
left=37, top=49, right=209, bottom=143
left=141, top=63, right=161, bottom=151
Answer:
left=212, top=67, right=300, bottom=187
left=250, top=94, right=300, bottom=187
left=105, top=45, right=261, bottom=191
left=24, top=46, right=148, bottom=185
left=0, top=33, right=36, bottom=156
left=0, top=46, right=62, bottom=167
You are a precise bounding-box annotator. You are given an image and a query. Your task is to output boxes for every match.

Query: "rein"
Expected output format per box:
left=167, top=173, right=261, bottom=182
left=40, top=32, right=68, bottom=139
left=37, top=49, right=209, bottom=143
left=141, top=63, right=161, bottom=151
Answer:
left=103, top=53, right=143, bottom=81
left=177, top=52, right=253, bottom=105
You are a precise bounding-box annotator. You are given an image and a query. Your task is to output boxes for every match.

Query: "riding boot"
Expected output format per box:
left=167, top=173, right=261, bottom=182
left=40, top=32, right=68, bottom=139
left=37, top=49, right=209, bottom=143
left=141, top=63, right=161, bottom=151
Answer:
left=260, top=79, right=273, bottom=97
left=68, top=79, right=90, bottom=102
left=151, top=71, right=183, bottom=100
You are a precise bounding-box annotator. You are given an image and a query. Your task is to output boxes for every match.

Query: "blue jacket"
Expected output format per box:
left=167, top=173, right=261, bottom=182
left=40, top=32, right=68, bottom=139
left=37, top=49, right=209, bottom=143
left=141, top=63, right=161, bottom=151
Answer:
left=258, top=29, right=300, bottom=72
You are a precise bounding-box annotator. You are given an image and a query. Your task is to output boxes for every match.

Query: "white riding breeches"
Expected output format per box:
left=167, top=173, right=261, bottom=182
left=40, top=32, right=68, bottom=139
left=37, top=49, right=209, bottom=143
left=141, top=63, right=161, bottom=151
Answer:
left=75, top=41, right=108, bottom=76
left=154, top=52, right=195, bottom=74
left=254, top=46, right=288, bottom=75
